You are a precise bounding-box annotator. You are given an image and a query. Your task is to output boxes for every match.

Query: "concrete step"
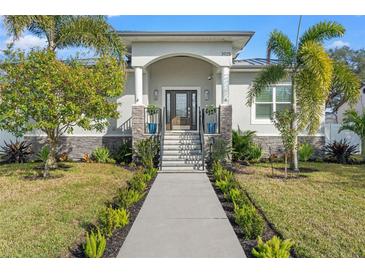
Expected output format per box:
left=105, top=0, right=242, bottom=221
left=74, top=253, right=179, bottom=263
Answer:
left=163, top=150, right=202, bottom=156
left=161, top=160, right=203, bottom=166
left=163, top=139, right=201, bottom=145
left=160, top=166, right=204, bottom=172
left=164, top=135, right=200, bottom=140
left=162, top=155, right=202, bottom=161
left=163, top=144, right=201, bottom=150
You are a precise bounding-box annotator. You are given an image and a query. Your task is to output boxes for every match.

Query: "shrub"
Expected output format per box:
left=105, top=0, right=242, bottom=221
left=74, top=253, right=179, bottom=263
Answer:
left=37, top=145, right=51, bottom=177
left=210, top=137, right=231, bottom=164
left=99, top=207, right=129, bottom=237
left=112, top=141, right=132, bottom=164
left=57, top=152, right=69, bottom=162
left=252, top=236, right=294, bottom=258
left=91, top=147, right=115, bottom=164
left=128, top=172, right=148, bottom=192
left=232, top=130, right=262, bottom=162
left=212, top=161, right=235, bottom=183
left=83, top=229, right=106, bottom=258
left=229, top=188, right=249, bottom=207
left=323, top=139, right=359, bottom=164
left=134, top=137, right=159, bottom=169
left=0, top=140, right=32, bottom=163
left=117, top=189, right=144, bottom=209
left=299, top=142, right=314, bottom=162
left=234, top=204, right=265, bottom=240
left=215, top=180, right=232, bottom=196
left=82, top=153, right=92, bottom=163
left=146, top=104, right=159, bottom=115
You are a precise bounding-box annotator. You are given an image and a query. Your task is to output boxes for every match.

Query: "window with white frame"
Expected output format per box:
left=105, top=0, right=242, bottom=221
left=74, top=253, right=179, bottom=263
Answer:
left=253, top=85, right=292, bottom=122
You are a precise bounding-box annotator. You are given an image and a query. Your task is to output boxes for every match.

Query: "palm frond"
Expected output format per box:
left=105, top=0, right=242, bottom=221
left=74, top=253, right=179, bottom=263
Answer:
left=3, top=16, right=35, bottom=38
left=299, top=21, right=345, bottom=48
left=56, top=16, right=124, bottom=60
left=339, top=109, right=365, bottom=138
left=246, top=65, right=287, bottom=106
left=296, top=41, right=333, bottom=133
left=329, top=61, right=361, bottom=111
left=267, top=30, right=295, bottom=65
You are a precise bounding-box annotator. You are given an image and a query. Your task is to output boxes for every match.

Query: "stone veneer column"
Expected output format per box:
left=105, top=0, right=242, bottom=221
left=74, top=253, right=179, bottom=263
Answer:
left=219, top=104, right=232, bottom=150
left=132, top=104, right=145, bottom=150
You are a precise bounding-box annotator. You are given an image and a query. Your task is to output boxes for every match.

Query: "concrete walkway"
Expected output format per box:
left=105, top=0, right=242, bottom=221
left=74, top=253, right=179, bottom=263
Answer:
left=117, top=173, right=245, bottom=258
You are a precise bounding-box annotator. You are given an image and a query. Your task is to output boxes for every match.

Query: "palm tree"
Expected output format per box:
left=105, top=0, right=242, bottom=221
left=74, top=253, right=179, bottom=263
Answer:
left=3, top=16, right=124, bottom=59
left=247, top=20, right=360, bottom=171
left=339, top=109, right=365, bottom=160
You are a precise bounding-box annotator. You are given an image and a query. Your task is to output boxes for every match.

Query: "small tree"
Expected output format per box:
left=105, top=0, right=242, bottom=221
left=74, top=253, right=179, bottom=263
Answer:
left=247, top=20, right=360, bottom=171
left=271, top=109, right=298, bottom=178
left=0, top=49, right=125, bottom=170
left=339, top=109, right=365, bottom=160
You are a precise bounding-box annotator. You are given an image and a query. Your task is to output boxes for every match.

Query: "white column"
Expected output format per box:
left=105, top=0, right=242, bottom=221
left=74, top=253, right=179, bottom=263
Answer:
left=221, top=66, right=230, bottom=104
left=134, top=66, right=143, bottom=105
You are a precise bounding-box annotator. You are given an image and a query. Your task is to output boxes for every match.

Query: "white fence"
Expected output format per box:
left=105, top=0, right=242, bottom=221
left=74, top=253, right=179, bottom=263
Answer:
left=324, top=123, right=362, bottom=153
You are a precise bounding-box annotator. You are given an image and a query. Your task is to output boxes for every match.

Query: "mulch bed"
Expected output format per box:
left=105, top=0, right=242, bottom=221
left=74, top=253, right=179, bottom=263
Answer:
left=207, top=172, right=297, bottom=258
left=67, top=168, right=157, bottom=258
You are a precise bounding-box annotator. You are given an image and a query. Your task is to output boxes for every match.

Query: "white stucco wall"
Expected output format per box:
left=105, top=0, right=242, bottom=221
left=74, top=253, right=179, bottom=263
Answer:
left=337, top=87, right=365, bottom=123
left=229, top=71, right=325, bottom=136
left=132, top=42, right=232, bottom=67
left=147, top=56, right=216, bottom=108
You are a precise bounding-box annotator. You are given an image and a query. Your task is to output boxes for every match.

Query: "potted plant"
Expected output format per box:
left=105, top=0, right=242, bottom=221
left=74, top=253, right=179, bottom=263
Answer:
left=147, top=104, right=159, bottom=134
left=205, top=105, right=217, bottom=134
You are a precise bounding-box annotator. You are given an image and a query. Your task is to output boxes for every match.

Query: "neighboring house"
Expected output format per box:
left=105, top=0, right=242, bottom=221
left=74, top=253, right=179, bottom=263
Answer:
left=336, top=82, right=365, bottom=123
left=25, top=31, right=326, bottom=171
left=324, top=82, right=365, bottom=153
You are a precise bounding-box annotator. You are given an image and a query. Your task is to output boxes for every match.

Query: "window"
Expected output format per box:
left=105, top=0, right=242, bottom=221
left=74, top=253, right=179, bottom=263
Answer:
left=253, top=85, right=292, bottom=123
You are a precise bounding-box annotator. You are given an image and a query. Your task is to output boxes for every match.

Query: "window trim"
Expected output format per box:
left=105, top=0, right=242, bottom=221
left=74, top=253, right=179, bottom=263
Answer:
left=251, top=83, right=292, bottom=125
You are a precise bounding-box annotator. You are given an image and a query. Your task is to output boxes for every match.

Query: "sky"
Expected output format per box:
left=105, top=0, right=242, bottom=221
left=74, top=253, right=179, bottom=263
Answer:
left=0, top=15, right=364, bottom=60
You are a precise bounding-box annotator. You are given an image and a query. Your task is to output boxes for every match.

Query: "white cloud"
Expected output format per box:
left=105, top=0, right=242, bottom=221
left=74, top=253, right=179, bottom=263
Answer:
left=6, top=34, right=47, bottom=50
left=327, top=40, right=350, bottom=49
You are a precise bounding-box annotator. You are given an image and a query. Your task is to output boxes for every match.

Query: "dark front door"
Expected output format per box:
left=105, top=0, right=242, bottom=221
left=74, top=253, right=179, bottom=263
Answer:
left=166, top=90, right=197, bottom=130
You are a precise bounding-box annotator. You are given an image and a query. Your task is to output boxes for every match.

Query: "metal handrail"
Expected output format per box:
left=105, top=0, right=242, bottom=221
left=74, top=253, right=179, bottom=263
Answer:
left=159, top=107, right=165, bottom=171
left=199, top=107, right=205, bottom=170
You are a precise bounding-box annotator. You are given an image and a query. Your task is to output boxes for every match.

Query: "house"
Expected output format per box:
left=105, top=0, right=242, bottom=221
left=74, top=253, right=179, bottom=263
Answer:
left=324, top=82, right=364, bottom=153
left=336, top=82, right=365, bottom=123
left=25, top=31, right=325, bottom=171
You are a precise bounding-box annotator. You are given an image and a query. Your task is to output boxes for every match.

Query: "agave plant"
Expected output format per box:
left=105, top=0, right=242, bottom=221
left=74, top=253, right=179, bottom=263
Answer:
left=0, top=140, right=32, bottom=163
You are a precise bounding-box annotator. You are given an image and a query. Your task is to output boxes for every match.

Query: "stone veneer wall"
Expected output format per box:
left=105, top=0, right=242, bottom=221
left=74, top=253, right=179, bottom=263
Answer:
left=24, top=135, right=132, bottom=160
left=131, top=104, right=146, bottom=149
left=253, top=136, right=325, bottom=158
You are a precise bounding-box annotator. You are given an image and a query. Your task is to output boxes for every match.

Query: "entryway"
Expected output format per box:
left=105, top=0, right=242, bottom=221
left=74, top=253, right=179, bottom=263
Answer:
left=165, top=90, right=197, bottom=131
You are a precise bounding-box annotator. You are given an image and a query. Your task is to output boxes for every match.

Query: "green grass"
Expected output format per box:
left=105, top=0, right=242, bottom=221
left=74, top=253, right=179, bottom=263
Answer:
left=235, top=161, right=365, bottom=258
left=0, top=162, right=133, bottom=257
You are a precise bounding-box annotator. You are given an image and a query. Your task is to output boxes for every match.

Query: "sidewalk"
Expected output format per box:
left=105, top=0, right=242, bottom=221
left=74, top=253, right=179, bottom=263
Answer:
left=117, top=172, right=245, bottom=258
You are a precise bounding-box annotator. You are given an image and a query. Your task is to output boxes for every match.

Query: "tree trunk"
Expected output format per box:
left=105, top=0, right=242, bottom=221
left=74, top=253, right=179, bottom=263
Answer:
left=46, top=138, right=58, bottom=170
left=284, top=152, right=288, bottom=179
left=290, top=76, right=299, bottom=172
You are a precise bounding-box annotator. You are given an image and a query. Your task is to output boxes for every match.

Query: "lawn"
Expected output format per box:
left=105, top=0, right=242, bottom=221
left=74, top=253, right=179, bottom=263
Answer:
left=235, top=162, right=365, bottom=258
left=0, top=162, right=133, bottom=258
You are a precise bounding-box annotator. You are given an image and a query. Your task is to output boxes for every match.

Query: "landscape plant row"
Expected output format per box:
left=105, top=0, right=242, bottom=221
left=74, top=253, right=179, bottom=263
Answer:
left=82, top=167, right=158, bottom=258
left=212, top=161, right=294, bottom=258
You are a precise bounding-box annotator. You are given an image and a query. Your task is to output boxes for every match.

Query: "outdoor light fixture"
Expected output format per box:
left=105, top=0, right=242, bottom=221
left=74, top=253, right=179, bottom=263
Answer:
left=153, top=89, right=159, bottom=100
left=204, top=89, right=210, bottom=101
left=208, top=74, right=213, bottom=80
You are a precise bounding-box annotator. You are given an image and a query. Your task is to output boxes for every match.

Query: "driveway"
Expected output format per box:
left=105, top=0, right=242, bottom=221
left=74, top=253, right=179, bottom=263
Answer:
left=117, top=172, right=245, bottom=258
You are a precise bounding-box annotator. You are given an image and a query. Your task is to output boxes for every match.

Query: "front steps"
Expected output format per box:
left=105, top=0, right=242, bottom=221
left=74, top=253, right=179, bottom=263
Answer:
left=160, top=131, right=204, bottom=172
